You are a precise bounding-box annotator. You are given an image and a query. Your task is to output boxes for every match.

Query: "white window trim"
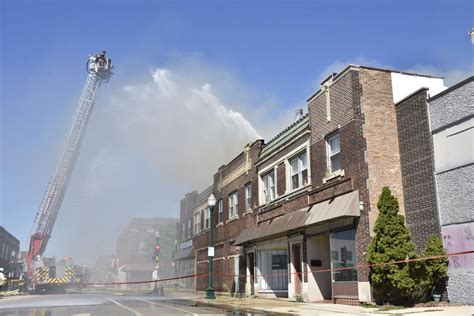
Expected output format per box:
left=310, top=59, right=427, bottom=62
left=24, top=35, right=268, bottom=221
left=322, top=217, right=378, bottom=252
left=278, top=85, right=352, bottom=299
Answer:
left=326, top=134, right=341, bottom=174
left=229, top=191, right=238, bottom=220
left=245, top=183, right=252, bottom=211
left=187, top=218, right=192, bottom=238
left=217, top=199, right=223, bottom=224
left=286, top=150, right=310, bottom=193
left=258, top=141, right=310, bottom=206
left=204, top=207, right=210, bottom=230
left=260, top=169, right=276, bottom=205
left=193, top=211, right=201, bottom=235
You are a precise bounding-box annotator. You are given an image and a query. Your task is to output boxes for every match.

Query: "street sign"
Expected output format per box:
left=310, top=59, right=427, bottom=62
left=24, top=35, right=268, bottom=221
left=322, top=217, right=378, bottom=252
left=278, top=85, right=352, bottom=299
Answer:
left=208, top=246, right=215, bottom=257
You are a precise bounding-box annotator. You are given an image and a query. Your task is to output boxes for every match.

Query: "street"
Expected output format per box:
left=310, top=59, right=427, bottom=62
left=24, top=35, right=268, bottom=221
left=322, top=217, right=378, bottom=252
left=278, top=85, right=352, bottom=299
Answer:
left=0, top=292, right=287, bottom=316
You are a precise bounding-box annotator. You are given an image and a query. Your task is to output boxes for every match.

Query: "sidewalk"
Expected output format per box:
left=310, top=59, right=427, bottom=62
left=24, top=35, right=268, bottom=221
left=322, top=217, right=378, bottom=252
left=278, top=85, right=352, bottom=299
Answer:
left=171, top=290, right=474, bottom=315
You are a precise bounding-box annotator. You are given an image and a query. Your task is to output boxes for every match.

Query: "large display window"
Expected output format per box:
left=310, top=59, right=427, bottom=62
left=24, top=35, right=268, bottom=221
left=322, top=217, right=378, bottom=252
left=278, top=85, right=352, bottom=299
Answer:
left=330, top=228, right=357, bottom=281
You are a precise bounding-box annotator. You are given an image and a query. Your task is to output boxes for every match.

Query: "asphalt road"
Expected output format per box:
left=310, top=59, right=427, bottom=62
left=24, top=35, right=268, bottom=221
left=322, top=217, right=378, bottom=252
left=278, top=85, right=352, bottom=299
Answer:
left=0, top=292, right=280, bottom=315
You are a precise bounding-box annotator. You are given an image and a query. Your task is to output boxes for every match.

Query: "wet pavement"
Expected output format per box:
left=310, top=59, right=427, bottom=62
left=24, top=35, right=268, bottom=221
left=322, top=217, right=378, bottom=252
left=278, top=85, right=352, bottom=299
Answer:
left=0, top=292, right=288, bottom=315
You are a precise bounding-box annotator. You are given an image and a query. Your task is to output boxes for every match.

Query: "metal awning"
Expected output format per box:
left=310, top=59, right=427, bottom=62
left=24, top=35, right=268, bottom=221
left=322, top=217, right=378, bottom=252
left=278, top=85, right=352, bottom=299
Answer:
left=235, top=190, right=360, bottom=245
left=173, top=247, right=194, bottom=260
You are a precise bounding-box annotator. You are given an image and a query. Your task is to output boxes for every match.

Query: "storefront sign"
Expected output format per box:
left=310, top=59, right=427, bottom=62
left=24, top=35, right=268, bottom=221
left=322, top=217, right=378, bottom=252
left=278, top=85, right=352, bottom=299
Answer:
left=180, top=240, right=193, bottom=250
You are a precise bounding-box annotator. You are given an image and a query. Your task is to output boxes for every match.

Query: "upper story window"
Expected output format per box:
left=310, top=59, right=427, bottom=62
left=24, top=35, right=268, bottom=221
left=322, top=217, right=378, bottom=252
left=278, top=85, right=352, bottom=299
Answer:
left=187, top=218, right=192, bottom=238
left=181, top=222, right=186, bottom=240
left=204, top=207, right=210, bottom=230
left=229, top=191, right=238, bottom=219
left=262, top=170, right=275, bottom=204
left=193, top=211, right=201, bottom=234
left=245, top=183, right=252, bottom=211
left=217, top=199, right=223, bottom=224
left=327, top=134, right=341, bottom=173
left=290, top=151, right=308, bottom=190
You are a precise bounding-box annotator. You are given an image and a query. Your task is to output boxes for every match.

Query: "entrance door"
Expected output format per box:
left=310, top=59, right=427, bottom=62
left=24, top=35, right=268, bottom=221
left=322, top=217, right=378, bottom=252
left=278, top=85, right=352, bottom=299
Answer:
left=248, top=252, right=255, bottom=296
left=292, top=243, right=302, bottom=295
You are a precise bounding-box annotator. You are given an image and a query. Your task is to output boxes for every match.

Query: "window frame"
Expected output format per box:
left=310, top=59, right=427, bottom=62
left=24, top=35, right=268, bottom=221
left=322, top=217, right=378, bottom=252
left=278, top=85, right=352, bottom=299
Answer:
left=187, top=218, right=192, bottom=238
left=327, top=133, right=341, bottom=173
left=261, top=169, right=276, bottom=204
left=289, top=150, right=309, bottom=191
left=244, top=183, right=252, bottom=211
left=193, top=211, right=201, bottom=235
left=228, top=191, right=238, bottom=219
left=204, top=207, right=210, bottom=230
left=217, top=199, right=223, bottom=224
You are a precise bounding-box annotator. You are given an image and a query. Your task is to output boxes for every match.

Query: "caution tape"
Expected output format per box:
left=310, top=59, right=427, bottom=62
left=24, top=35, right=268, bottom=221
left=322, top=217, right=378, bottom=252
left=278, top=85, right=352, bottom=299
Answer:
left=81, top=273, right=209, bottom=286
left=80, top=249, right=472, bottom=286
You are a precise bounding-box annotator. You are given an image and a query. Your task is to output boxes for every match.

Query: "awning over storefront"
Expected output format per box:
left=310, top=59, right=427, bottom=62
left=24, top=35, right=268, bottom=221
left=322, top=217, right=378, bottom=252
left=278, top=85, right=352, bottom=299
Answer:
left=173, top=246, right=194, bottom=260
left=235, top=190, right=360, bottom=245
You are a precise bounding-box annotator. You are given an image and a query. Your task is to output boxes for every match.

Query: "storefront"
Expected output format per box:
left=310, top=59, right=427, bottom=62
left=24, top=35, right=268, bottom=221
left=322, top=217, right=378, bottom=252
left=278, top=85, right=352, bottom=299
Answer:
left=236, top=190, right=360, bottom=302
left=174, top=240, right=195, bottom=290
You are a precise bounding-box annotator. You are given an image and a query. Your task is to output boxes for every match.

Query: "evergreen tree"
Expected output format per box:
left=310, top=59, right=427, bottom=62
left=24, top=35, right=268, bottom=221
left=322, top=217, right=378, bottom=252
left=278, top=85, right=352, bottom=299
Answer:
left=412, top=235, right=448, bottom=301
left=367, top=187, right=417, bottom=305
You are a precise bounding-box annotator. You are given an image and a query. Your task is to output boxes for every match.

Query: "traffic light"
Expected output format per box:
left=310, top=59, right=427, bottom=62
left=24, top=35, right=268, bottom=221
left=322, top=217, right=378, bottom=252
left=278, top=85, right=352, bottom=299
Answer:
left=154, top=244, right=161, bottom=256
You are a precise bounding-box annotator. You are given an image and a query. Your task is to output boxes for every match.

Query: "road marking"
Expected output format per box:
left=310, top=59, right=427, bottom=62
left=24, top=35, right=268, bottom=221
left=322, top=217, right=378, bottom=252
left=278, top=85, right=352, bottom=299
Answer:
left=136, top=298, right=197, bottom=315
left=107, top=298, right=142, bottom=316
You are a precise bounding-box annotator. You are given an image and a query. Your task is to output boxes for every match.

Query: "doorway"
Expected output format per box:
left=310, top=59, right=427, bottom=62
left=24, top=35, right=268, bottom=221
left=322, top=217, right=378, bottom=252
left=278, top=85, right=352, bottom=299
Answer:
left=248, top=252, right=255, bottom=296
left=292, top=243, right=302, bottom=295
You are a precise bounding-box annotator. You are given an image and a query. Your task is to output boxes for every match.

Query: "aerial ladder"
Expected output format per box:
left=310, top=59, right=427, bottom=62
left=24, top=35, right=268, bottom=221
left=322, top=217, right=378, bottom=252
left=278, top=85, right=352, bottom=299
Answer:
left=24, top=51, right=113, bottom=293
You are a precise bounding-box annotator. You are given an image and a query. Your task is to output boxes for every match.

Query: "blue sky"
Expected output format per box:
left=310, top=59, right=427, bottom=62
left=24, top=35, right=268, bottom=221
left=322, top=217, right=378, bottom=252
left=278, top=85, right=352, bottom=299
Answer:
left=1, top=0, right=472, bottom=263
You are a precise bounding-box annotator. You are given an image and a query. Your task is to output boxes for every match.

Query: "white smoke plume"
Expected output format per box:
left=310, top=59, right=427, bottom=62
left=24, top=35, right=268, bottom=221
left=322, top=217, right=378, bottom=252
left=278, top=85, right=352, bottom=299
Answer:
left=47, top=61, right=293, bottom=264
left=110, top=68, right=261, bottom=188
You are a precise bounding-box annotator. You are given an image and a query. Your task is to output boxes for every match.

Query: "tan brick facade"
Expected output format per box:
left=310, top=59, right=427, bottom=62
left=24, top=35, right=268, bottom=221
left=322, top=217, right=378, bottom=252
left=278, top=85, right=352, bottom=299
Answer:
left=359, top=68, right=405, bottom=236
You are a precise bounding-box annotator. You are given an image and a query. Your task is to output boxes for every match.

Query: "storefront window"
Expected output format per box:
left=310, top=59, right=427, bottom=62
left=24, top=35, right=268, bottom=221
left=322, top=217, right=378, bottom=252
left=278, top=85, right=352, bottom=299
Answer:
left=257, top=250, right=288, bottom=291
left=330, top=228, right=357, bottom=281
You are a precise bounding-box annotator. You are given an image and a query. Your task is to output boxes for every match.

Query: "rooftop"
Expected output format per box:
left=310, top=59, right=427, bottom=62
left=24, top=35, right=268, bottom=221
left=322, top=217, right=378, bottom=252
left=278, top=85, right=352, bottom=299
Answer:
left=260, top=113, right=309, bottom=159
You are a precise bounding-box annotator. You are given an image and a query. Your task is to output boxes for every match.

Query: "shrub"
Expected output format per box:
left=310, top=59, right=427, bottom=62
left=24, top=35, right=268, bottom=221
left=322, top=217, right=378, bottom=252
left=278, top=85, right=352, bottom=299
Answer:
left=367, top=187, right=417, bottom=305
left=412, top=235, right=448, bottom=302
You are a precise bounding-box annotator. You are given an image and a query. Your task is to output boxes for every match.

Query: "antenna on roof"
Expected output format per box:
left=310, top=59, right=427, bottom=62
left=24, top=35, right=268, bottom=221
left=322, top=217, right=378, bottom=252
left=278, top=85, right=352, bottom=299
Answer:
left=295, top=109, right=304, bottom=122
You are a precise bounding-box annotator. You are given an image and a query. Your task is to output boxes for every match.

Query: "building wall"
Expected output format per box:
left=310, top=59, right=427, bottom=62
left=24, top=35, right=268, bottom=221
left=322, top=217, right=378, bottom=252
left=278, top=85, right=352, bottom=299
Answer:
left=194, top=140, right=262, bottom=293
left=0, top=226, right=20, bottom=276
left=428, top=78, right=473, bottom=132
left=428, top=77, right=474, bottom=304
left=307, top=68, right=372, bottom=293
left=116, top=218, right=178, bottom=283
left=395, top=89, right=440, bottom=251
left=359, top=68, right=405, bottom=234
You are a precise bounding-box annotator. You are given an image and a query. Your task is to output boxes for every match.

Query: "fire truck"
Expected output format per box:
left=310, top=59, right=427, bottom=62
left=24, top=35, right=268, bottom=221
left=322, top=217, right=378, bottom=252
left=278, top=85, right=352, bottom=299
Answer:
left=24, top=51, right=113, bottom=293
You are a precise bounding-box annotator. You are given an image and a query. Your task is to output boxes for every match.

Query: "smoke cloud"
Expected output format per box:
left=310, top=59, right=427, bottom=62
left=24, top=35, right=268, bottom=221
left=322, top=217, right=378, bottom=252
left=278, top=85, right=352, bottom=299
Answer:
left=47, top=60, right=293, bottom=265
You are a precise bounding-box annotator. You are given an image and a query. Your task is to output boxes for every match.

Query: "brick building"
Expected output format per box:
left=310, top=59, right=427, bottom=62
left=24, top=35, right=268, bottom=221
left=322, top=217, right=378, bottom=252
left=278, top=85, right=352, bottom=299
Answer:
left=394, top=76, right=473, bottom=304
left=174, top=191, right=197, bottom=289
left=116, top=218, right=177, bottom=289
left=194, top=140, right=263, bottom=295
left=395, top=88, right=441, bottom=251
left=181, top=64, right=448, bottom=304
left=235, top=65, right=445, bottom=304
left=0, top=226, right=20, bottom=278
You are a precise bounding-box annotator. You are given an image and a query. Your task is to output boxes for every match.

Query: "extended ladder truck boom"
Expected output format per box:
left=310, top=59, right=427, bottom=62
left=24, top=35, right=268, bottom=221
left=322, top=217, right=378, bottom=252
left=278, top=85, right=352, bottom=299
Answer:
left=25, top=52, right=113, bottom=292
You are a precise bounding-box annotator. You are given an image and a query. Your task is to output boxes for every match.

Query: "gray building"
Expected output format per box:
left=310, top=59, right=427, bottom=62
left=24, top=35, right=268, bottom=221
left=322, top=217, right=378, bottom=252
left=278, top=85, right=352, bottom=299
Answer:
left=116, top=218, right=178, bottom=289
left=428, top=76, right=474, bottom=305
left=0, top=226, right=20, bottom=278
left=174, top=191, right=198, bottom=290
